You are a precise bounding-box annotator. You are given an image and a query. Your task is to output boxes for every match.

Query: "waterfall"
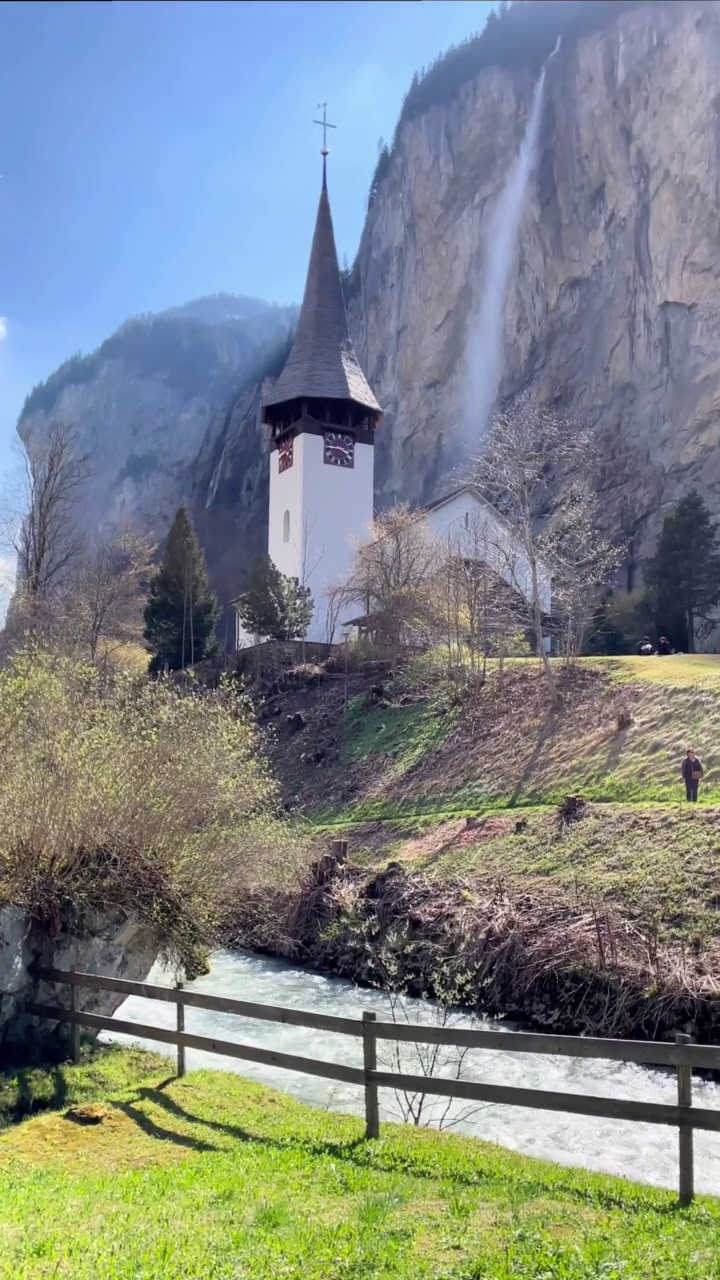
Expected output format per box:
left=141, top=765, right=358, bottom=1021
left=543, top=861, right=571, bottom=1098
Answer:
left=462, top=40, right=560, bottom=441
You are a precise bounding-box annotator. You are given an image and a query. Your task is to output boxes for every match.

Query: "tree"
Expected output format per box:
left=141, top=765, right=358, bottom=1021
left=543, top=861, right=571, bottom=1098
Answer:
left=68, top=527, right=156, bottom=664
left=337, top=504, right=440, bottom=670
left=469, top=393, right=617, bottom=700
left=3, top=421, right=90, bottom=629
left=235, top=556, right=313, bottom=643
left=644, top=490, right=720, bottom=652
left=143, top=505, right=219, bottom=671
left=545, top=487, right=622, bottom=664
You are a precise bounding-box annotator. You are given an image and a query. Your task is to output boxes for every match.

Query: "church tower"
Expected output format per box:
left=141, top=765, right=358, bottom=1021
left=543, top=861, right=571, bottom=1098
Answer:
left=262, top=153, right=381, bottom=644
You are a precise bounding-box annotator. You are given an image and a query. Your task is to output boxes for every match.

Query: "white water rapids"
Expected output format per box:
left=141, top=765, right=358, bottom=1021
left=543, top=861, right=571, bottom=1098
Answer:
left=104, top=949, right=720, bottom=1196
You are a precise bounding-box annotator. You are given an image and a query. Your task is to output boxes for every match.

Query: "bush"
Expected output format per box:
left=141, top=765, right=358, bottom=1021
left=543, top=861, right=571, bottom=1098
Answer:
left=0, top=646, right=302, bottom=971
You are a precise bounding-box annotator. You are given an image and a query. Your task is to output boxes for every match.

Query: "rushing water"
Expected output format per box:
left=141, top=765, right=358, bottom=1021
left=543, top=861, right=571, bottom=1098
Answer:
left=103, top=948, right=720, bottom=1195
left=462, top=39, right=561, bottom=439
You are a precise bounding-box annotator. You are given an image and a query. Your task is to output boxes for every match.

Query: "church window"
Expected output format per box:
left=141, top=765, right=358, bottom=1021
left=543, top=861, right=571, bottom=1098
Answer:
left=464, top=511, right=469, bottom=529
left=283, top=510, right=290, bottom=543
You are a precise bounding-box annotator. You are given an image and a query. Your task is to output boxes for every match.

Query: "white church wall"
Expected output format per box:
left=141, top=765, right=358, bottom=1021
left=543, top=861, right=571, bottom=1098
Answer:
left=267, top=432, right=374, bottom=645
left=424, top=491, right=552, bottom=616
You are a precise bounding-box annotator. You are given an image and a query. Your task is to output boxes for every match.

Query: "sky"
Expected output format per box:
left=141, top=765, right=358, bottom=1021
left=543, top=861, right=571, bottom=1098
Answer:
left=0, top=0, right=495, bottom=474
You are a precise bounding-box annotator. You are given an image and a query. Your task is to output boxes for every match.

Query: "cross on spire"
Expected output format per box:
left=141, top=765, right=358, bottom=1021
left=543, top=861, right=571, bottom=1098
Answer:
left=313, top=103, right=337, bottom=155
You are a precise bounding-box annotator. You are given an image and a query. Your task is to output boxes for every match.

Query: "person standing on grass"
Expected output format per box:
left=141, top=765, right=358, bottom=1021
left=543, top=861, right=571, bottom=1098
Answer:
left=681, top=748, right=703, bottom=802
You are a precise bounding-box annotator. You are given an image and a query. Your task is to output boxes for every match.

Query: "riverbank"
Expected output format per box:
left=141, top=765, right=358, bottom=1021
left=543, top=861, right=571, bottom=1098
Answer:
left=232, top=850, right=720, bottom=1043
left=1, top=1045, right=718, bottom=1279
left=249, top=656, right=720, bottom=1042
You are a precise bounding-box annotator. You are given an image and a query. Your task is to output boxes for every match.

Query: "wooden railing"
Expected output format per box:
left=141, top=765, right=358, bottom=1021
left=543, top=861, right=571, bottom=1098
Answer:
left=25, top=966, right=720, bottom=1207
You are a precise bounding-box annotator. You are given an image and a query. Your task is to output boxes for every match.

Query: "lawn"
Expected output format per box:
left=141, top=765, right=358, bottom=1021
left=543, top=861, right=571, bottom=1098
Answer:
left=310, top=656, right=720, bottom=824
left=1, top=1047, right=719, bottom=1279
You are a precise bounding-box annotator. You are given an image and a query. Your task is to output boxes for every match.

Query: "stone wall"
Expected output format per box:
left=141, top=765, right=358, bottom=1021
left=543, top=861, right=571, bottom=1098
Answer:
left=0, top=907, right=157, bottom=1062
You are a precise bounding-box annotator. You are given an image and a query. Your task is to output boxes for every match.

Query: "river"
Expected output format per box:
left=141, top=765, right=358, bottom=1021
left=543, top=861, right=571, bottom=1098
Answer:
left=102, top=948, right=720, bottom=1195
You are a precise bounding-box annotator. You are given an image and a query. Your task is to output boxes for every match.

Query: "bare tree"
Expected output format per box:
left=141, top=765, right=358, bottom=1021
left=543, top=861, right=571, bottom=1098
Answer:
left=469, top=392, right=609, bottom=705
left=338, top=504, right=440, bottom=671
left=379, top=993, right=487, bottom=1131
left=67, top=526, right=156, bottom=664
left=437, top=512, right=531, bottom=713
left=3, top=422, right=90, bottom=628
left=547, top=487, right=623, bottom=664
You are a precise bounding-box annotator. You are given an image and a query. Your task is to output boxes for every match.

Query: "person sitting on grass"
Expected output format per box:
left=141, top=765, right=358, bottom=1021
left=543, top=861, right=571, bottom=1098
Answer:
left=657, top=636, right=672, bottom=656
left=636, top=636, right=654, bottom=655
left=681, top=747, right=703, bottom=803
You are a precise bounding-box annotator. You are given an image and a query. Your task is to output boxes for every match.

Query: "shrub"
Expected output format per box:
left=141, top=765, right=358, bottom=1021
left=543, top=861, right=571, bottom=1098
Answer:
left=0, top=646, right=302, bottom=972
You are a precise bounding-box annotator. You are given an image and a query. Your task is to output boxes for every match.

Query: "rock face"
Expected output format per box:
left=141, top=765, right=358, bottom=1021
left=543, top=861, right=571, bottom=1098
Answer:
left=349, top=0, right=720, bottom=571
left=17, top=2, right=720, bottom=602
left=17, top=297, right=295, bottom=609
left=0, top=906, right=157, bottom=1061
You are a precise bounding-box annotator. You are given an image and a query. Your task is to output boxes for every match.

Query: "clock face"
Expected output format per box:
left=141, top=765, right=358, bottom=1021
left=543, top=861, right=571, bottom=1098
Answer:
left=278, top=435, right=293, bottom=473
left=324, top=431, right=355, bottom=468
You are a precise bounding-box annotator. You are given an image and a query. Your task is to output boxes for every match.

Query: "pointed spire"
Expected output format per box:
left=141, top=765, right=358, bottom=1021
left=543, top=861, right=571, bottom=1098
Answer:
left=262, top=174, right=380, bottom=413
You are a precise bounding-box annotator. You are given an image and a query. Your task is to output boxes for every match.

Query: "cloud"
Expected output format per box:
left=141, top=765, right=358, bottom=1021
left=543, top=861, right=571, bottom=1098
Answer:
left=0, top=318, right=7, bottom=340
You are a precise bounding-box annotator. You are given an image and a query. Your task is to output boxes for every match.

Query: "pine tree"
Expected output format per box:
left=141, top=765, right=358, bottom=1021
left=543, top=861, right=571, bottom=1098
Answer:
left=236, top=557, right=313, bottom=642
left=143, top=505, right=219, bottom=671
left=645, top=490, right=720, bottom=652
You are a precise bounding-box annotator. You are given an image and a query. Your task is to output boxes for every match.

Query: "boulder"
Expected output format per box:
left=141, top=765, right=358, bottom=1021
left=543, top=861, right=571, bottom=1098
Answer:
left=0, top=906, right=157, bottom=1062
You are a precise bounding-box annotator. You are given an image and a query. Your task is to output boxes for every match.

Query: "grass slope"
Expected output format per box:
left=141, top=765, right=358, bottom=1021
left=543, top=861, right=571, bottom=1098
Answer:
left=328, top=657, right=720, bottom=822
left=271, top=655, right=720, bottom=962
left=1, top=1048, right=719, bottom=1279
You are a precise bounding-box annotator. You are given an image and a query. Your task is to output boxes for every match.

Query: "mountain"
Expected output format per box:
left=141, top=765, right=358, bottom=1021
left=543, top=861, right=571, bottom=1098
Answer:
left=18, top=297, right=296, bottom=614
left=17, top=0, right=720, bottom=620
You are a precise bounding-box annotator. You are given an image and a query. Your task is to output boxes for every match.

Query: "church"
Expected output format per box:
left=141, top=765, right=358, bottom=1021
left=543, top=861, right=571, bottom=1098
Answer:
left=233, top=152, right=550, bottom=651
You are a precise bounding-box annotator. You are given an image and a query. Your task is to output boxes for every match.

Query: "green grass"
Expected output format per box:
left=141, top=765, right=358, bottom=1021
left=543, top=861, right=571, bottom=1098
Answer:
left=381, top=803, right=720, bottom=945
left=1, top=1048, right=719, bottom=1279
left=311, top=657, right=720, bottom=825
left=591, top=654, right=720, bottom=688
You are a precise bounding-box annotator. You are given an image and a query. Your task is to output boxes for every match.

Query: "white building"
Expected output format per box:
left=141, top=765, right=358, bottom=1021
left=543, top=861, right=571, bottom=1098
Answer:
left=422, top=485, right=552, bottom=618
left=234, top=157, right=382, bottom=649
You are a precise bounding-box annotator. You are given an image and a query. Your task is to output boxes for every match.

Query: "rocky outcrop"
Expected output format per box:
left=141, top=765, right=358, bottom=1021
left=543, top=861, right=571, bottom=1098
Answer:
left=349, top=0, right=720, bottom=568
left=0, top=906, right=157, bottom=1062
left=17, top=2, right=720, bottom=598
left=17, top=298, right=295, bottom=608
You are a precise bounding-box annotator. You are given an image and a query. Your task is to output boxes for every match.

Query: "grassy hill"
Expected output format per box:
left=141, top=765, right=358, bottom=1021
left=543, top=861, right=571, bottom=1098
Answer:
left=1, top=1047, right=718, bottom=1279
left=253, top=655, right=720, bottom=1034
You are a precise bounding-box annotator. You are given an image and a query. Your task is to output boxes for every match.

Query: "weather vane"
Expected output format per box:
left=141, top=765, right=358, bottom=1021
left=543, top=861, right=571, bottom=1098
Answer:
left=313, top=103, right=337, bottom=157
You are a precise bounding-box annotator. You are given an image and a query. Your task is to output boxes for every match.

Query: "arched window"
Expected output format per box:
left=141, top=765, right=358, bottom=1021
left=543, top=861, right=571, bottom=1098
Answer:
left=283, top=509, right=290, bottom=543
left=464, top=511, right=470, bottom=529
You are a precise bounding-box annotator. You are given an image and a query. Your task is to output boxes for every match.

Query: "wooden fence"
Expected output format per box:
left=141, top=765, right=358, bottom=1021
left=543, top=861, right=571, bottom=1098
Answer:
left=25, top=966, right=720, bottom=1207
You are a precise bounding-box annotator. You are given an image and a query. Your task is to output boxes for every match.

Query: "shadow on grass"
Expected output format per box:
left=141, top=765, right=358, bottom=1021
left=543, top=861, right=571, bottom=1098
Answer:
left=3, top=1067, right=70, bottom=1125
left=114, top=1098, right=219, bottom=1153
left=508, top=710, right=556, bottom=808
left=124, top=1083, right=687, bottom=1220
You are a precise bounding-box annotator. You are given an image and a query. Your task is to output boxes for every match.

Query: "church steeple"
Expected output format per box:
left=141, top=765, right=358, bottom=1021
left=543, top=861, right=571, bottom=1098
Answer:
left=262, top=167, right=381, bottom=430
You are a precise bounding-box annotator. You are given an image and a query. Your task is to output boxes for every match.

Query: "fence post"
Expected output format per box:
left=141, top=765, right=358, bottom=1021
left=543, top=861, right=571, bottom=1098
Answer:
left=176, top=982, right=186, bottom=1078
left=69, top=981, right=81, bottom=1065
left=676, top=1031, right=694, bottom=1207
left=362, top=1011, right=379, bottom=1140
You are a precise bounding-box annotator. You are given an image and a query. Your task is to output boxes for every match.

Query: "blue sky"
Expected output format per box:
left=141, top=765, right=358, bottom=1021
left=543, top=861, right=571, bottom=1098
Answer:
left=0, top=0, right=495, bottom=469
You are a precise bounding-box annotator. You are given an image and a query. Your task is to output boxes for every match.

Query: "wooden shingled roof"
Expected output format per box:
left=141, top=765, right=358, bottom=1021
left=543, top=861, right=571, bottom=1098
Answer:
left=263, top=176, right=381, bottom=413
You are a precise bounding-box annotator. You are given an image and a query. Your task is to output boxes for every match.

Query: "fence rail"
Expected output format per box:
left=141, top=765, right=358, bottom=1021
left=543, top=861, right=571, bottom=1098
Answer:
left=25, top=965, right=720, bottom=1207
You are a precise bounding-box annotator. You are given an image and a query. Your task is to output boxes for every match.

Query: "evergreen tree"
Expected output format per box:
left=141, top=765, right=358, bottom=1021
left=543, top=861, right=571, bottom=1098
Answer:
left=645, top=490, right=720, bottom=652
left=236, top=557, right=313, bottom=642
left=143, top=505, right=219, bottom=671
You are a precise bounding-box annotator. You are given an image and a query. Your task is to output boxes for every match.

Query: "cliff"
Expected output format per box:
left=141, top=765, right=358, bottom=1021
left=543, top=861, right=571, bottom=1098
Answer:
left=348, top=0, right=720, bottom=575
left=17, top=297, right=295, bottom=609
left=17, top=0, right=720, bottom=606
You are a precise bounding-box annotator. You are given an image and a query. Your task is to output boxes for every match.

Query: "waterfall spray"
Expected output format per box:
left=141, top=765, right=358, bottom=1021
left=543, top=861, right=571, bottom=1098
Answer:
left=462, top=38, right=561, bottom=440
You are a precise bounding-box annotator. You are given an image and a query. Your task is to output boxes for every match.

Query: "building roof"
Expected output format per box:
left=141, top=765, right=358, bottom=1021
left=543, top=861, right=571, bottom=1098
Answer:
left=263, top=171, right=381, bottom=413
left=421, top=484, right=478, bottom=514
